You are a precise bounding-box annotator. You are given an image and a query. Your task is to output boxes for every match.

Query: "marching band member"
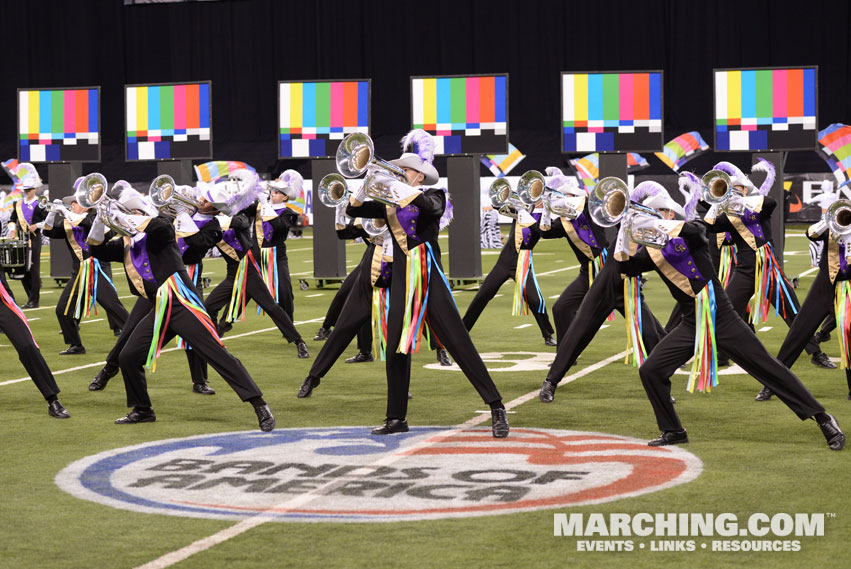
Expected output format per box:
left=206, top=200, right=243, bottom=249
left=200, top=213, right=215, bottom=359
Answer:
left=538, top=167, right=608, bottom=346
left=699, top=161, right=835, bottom=402
left=6, top=163, right=46, bottom=308
left=610, top=182, right=844, bottom=450
left=462, top=172, right=556, bottom=346
left=254, top=169, right=301, bottom=321
left=346, top=129, right=509, bottom=438
left=0, top=216, right=70, bottom=418
left=88, top=183, right=276, bottom=431
left=201, top=170, right=309, bottom=359
left=769, top=195, right=851, bottom=400
left=538, top=180, right=668, bottom=404
left=42, top=180, right=128, bottom=355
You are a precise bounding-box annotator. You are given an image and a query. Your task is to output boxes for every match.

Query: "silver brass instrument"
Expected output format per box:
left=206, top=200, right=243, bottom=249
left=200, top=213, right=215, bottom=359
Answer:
left=700, top=169, right=733, bottom=205
left=317, top=173, right=351, bottom=207
left=362, top=217, right=388, bottom=237
left=543, top=189, right=583, bottom=219
left=827, top=199, right=851, bottom=237
left=516, top=170, right=546, bottom=205
left=488, top=178, right=524, bottom=218
left=76, top=173, right=139, bottom=237
left=336, top=133, right=409, bottom=206
left=149, top=174, right=199, bottom=217
left=588, top=176, right=667, bottom=248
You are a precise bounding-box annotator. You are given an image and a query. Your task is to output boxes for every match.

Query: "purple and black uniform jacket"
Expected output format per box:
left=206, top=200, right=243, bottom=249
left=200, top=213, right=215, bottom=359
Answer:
left=178, top=217, right=223, bottom=266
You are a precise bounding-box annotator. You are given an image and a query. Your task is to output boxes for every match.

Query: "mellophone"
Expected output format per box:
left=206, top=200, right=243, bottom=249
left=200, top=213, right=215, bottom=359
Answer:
left=0, top=238, right=29, bottom=277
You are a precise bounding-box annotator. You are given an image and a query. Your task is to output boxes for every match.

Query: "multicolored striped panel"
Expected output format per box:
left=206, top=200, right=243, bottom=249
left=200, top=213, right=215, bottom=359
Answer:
left=714, top=68, right=817, bottom=151
left=126, top=82, right=212, bottom=161
left=818, top=124, right=851, bottom=186
left=655, top=131, right=710, bottom=172
left=18, top=88, right=100, bottom=162
left=278, top=80, right=370, bottom=158
left=561, top=72, right=663, bottom=153
left=411, top=75, right=508, bottom=155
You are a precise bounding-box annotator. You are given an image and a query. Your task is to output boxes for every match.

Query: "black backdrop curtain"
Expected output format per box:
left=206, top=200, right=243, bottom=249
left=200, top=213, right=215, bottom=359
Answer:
left=2, top=0, right=850, bottom=183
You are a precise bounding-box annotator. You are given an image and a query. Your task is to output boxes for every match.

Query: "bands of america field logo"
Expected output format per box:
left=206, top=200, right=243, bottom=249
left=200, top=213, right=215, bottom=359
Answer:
left=55, top=427, right=703, bottom=522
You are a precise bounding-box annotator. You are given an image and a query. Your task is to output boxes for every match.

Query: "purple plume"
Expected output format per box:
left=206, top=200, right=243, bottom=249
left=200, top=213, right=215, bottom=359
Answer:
left=751, top=158, right=776, bottom=196
left=678, top=172, right=701, bottom=220
left=401, top=129, right=435, bottom=165
left=712, top=161, right=745, bottom=179
left=226, top=170, right=264, bottom=214
left=439, top=188, right=454, bottom=230
left=630, top=180, right=666, bottom=203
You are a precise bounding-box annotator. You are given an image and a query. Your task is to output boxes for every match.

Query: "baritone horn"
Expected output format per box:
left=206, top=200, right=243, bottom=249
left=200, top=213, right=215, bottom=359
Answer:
left=75, top=172, right=108, bottom=209
left=516, top=170, right=546, bottom=205
left=827, top=199, right=851, bottom=237
left=317, top=173, right=351, bottom=207
left=149, top=174, right=199, bottom=217
left=588, top=176, right=667, bottom=247
left=75, top=173, right=141, bottom=236
left=336, top=133, right=410, bottom=206
left=700, top=169, right=734, bottom=205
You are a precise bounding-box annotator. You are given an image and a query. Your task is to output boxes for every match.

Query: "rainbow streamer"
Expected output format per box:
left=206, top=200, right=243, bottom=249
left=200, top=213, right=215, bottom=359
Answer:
left=399, top=244, right=431, bottom=354
left=371, top=287, right=390, bottom=362
left=717, top=244, right=737, bottom=288
left=226, top=256, right=251, bottom=323
left=623, top=276, right=647, bottom=366
left=688, top=282, right=719, bottom=393
left=176, top=263, right=201, bottom=351
left=835, top=281, right=851, bottom=369
left=257, top=247, right=279, bottom=316
left=513, top=250, right=545, bottom=316
left=194, top=160, right=256, bottom=183
left=751, top=243, right=797, bottom=325
left=63, top=257, right=115, bottom=319
left=146, top=273, right=222, bottom=372
left=0, top=279, right=38, bottom=347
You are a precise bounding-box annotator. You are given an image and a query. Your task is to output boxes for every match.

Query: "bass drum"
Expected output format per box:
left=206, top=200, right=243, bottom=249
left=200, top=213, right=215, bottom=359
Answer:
left=0, top=239, right=29, bottom=279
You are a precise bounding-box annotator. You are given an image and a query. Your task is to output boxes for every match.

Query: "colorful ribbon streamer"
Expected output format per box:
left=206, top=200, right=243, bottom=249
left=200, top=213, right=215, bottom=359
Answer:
left=623, top=276, right=648, bottom=367
left=63, top=257, right=116, bottom=320
left=835, top=280, right=851, bottom=369
left=688, top=281, right=719, bottom=393
left=371, top=287, right=390, bottom=361
left=751, top=243, right=797, bottom=325
left=717, top=244, right=737, bottom=288
left=513, top=250, right=545, bottom=316
left=0, top=280, right=38, bottom=347
left=258, top=246, right=279, bottom=316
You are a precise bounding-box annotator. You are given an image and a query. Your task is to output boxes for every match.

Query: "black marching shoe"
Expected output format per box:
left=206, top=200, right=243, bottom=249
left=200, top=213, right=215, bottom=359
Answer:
left=755, top=385, right=773, bottom=401
left=811, top=352, right=837, bottom=369
left=539, top=380, right=557, bottom=403
left=22, top=301, right=39, bottom=309
left=818, top=414, right=846, bottom=451
left=544, top=334, right=557, bottom=347
left=345, top=352, right=374, bottom=363
left=717, top=358, right=730, bottom=368
left=296, top=340, right=310, bottom=359
left=217, top=321, right=233, bottom=337
left=115, top=407, right=156, bottom=424
left=255, top=404, right=276, bottom=432
left=297, top=376, right=320, bottom=398
left=48, top=400, right=70, bottom=419
left=113, top=328, right=122, bottom=337
left=59, top=344, right=86, bottom=355
left=814, top=329, right=831, bottom=344
left=192, top=382, right=216, bottom=395
left=648, top=430, right=689, bottom=447
left=436, top=348, right=453, bottom=366
left=491, top=408, right=510, bottom=438
left=371, top=418, right=409, bottom=435
left=313, top=327, right=332, bottom=341
left=89, top=366, right=118, bottom=391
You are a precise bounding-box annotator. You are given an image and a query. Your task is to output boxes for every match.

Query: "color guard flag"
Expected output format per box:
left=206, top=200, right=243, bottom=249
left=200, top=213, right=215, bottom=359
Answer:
left=481, top=143, right=525, bottom=177
left=818, top=124, right=851, bottom=187
left=655, top=131, right=710, bottom=172
left=194, top=161, right=256, bottom=183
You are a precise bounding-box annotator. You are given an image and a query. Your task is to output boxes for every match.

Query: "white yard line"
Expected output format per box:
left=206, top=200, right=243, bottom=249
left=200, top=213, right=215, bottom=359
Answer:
left=132, top=350, right=626, bottom=569
left=535, top=264, right=580, bottom=277
left=0, top=317, right=325, bottom=387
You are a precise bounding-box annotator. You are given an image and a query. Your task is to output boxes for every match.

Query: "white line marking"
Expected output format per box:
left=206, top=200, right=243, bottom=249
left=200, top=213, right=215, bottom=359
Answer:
left=758, top=326, right=773, bottom=332
left=514, top=324, right=532, bottom=329
left=27, top=317, right=40, bottom=321
left=132, top=352, right=626, bottom=569
left=548, top=295, right=560, bottom=299
left=0, top=317, right=325, bottom=386
left=305, top=293, right=325, bottom=298
left=79, top=318, right=104, bottom=324
left=798, top=267, right=819, bottom=277
left=535, top=264, right=580, bottom=276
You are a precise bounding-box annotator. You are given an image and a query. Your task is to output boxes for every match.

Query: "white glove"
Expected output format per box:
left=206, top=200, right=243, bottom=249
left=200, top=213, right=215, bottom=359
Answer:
left=335, top=203, right=349, bottom=227
left=539, top=205, right=552, bottom=231
left=351, top=180, right=369, bottom=204
left=516, top=207, right=535, bottom=226
left=44, top=211, right=57, bottom=230
left=386, top=179, right=422, bottom=206
left=87, top=218, right=107, bottom=244
left=111, top=209, right=139, bottom=236
left=703, top=203, right=721, bottom=224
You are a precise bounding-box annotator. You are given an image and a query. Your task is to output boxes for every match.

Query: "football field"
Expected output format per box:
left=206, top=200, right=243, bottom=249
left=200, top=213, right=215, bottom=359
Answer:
left=1, top=227, right=848, bottom=569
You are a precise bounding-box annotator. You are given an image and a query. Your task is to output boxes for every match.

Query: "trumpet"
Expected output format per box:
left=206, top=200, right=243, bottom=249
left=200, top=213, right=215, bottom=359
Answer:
left=76, top=173, right=142, bottom=237
left=336, top=133, right=409, bottom=206
left=588, top=177, right=667, bottom=248
left=149, top=174, right=199, bottom=217
left=317, top=173, right=351, bottom=207
left=543, top=189, right=584, bottom=219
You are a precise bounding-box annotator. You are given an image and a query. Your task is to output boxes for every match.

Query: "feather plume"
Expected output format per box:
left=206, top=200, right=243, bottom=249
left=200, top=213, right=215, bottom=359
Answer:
left=630, top=180, right=666, bottom=203
left=751, top=158, right=776, bottom=196
left=226, top=170, right=263, bottom=214
left=678, top=172, right=702, bottom=220
left=401, top=129, right=435, bottom=165
left=438, top=188, right=453, bottom=230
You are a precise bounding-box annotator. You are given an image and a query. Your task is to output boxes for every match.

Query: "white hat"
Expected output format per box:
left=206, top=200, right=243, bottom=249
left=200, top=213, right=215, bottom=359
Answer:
left=643, top=193, right=685, bottom=219
left=200, top=169, right=262, bottom=215
left=115, top=182, right=157, bottom=216
left=388, top=129, right=439, bottom=185
left=712, top=161, right=755, bottom=193
left=268, top=169, right=303, bottom=200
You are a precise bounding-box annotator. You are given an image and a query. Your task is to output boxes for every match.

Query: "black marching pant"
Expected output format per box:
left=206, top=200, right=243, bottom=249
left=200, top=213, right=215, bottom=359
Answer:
left=269, top=249, right=295, bottom=321
left=462, top=261, right=554, bottom=338
left=546, top=263, right=666, bottom=384
left=726, top=265, right=820, bottom=355
left=639, top=297, right=825, bottom=432
left=0, top=301, right=59, bottom=399
left=118, top=298, right=262, bottom=408
left=55, top=265, right=128, bottom=347
left=385, top=251, right=502, bottom=419
left=309, top=272, right=376, bottom=380
left=552, top=264, right=591, bottom=344
left=22, top=231, right=41, bottom=304
left=205, top=261, right=301, bottom=342
left=322, top=264, right=360, bottom=328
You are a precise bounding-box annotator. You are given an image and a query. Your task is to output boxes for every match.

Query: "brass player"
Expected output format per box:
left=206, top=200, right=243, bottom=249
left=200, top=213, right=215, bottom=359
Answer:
left=6, top=162, right=46, bottom=308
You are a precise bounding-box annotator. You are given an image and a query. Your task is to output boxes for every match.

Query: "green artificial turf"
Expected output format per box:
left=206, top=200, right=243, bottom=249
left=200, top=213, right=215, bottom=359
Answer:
left=0, top=226, right=847, bottom=569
